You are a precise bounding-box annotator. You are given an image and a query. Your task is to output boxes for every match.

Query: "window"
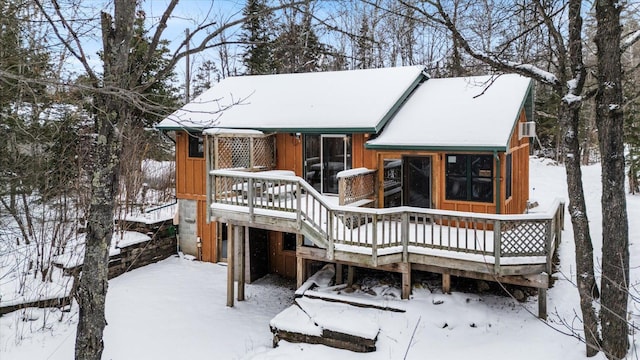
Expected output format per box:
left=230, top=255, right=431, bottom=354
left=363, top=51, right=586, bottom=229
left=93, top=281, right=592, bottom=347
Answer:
left=303, top=134, right=352, bottom=194
left=188, top=134, right=204, bottom=158
left=506, top=153, right=512, bottom=199
left=283, top=232, right=297, bottom=251
left=445, top=154, right=493, bottom=202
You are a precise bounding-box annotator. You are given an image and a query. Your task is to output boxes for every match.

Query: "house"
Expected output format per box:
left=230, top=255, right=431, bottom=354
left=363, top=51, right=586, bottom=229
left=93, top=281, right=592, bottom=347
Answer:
left=156, top=66, right=563, bottom=318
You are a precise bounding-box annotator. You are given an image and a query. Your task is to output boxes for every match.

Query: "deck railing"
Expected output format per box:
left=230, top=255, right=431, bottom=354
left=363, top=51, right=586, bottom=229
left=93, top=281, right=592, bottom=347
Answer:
left=337, top=168, right=377, bottom=206
left=209, top=169, right=564, bottom=273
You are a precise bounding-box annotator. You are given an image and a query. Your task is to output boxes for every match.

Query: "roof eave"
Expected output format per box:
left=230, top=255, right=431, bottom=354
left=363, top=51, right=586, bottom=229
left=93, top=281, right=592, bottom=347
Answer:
left=506, top=78, right=535, bottom=149
left=365, top=143, right=508, bottom=152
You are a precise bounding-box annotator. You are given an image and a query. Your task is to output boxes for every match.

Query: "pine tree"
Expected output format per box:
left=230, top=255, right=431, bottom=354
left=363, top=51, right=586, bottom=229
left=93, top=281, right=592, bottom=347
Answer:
left=272, top=8, right=326, bottom=74
left=355, top=16, right=373, bottom=69
left=240, top=0, right=276, bottom=75
left=192, top=60, right=220, bottom=98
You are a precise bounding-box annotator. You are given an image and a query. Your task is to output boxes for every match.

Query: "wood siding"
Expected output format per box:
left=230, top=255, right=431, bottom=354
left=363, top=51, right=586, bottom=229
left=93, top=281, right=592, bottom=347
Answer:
left=268, top=232, right=297, bottom=279
left=352, top=134, right=377, bottom=169
left=275, top=133, right=303, bottom=176
left=176, top=131, right=206, bottom=200
left=197, top=199, right=217, bottom=262
left=503, top=109, right=530, bottom=214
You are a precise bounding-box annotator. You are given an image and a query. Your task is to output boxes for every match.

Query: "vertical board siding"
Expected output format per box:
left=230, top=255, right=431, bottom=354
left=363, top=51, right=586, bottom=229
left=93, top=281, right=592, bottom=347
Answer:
left=504, top=109, right=530, bottom=214
left=197, top=199, right=217, bottom=262
left=176, top=131, right=206, bottom=198
left=176, top=131, right=214, bottom=262
left=352, top=133, right=377, bottom=169
left=268, top=232, right=296, bottom=279
left=275, top=133, right=303, bottom=176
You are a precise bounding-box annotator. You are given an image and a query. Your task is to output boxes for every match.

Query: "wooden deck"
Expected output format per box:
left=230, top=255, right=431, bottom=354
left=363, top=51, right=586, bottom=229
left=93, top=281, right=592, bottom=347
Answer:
left=209, top=169, right=564, bottom=318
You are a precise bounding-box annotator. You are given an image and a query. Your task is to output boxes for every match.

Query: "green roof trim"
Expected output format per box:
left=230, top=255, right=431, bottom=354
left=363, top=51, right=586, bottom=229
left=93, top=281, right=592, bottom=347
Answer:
left=365, top=143, right=508, bottom=152
left=156, top=125, right=377, bottom=134
left=234, top=127, right=377, bottom=134
left=156, top=126, right=207, bottom=133
left=506, top=79, right=535, bottom=149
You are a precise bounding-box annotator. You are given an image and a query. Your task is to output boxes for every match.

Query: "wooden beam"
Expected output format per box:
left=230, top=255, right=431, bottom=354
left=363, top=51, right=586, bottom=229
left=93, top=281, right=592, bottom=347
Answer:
left=347, top=266, right=355, bottom=287
left=400, top=263, right=411, bottom=299
left=238, top=226, right=246, bottom=301
left=538, top=288, right=547, bottom=319
left=226, top=224, right=235, bottom=307
left=296, top=234, right=305, bottom=289
left=412, top=263, right=549, bottom=289
left=442, top=273, right=451, bottom=294
left=296, top=256, right=306, bottom=289
left=335, top=263, right=343, bottom=284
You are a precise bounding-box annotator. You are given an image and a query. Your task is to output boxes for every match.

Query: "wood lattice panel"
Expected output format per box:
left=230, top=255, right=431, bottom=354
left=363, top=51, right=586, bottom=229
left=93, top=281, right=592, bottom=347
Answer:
left=500, top=220, right=548, bottom=256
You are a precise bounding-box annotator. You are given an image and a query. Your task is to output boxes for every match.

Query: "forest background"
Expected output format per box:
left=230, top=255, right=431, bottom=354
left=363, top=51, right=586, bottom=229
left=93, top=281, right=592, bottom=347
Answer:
left=1, top=0, right=639, bottom=359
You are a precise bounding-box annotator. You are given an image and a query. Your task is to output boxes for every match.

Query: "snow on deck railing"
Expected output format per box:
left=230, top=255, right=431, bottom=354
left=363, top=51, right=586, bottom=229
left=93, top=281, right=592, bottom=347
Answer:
left=208, top=169, right=564, bottom=273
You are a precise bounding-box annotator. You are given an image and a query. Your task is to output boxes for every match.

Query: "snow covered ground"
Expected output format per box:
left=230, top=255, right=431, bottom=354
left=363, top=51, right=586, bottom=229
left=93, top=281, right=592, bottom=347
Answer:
left=1, top=158, right=639, bottom=359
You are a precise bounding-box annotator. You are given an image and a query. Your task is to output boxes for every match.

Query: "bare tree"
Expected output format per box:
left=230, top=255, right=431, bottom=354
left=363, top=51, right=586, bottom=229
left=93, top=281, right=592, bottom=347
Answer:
left=594, top=1, right=630, bottom=358
left=28, top=1, right=303, bottom=359
left=394, top=0, right=601, bottom=355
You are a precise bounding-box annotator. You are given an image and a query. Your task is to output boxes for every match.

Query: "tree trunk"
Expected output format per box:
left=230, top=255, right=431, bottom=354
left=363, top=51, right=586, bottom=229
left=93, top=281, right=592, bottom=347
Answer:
left=74, top=2, right=136, bottom=359
left=564, top=1, right=600, bottom=355
left=560, top=103, right=601, bottom=356
left=594, top=2, right=630, bottom=359
left=74, top=112, right=120, bottom=360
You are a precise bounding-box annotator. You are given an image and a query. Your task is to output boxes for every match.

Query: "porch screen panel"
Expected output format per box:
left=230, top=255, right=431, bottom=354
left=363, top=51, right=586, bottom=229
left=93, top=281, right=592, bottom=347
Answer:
left=446, top=155, right=468, bottom=200
left=446, top=154, right=493, bottom=202
left=470, top=155, right=493, bottom=202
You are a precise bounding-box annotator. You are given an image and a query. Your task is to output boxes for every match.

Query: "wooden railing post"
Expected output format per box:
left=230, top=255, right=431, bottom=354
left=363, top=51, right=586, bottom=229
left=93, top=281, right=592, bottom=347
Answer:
left=402, top=212, right=409, bottom=263
left=371, top=215, right=378, bottom=267
left=247, top=177, right=254, bottom=221
left=327, top=210, right=334, bottom=260
left=493, top=220, right=501, bottom=274
left=296, top=180, right=302, bottom=228
left=545, top=218, right=554, bottom=274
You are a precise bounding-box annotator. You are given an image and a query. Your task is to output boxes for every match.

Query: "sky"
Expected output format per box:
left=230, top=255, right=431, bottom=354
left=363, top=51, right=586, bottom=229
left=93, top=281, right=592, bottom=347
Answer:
left=55, top=0, right=248, bottom=89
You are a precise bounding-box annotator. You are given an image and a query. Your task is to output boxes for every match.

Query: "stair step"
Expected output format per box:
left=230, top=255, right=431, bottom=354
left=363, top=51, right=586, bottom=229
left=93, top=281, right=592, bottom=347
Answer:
left=270, top=298, right=379, bottom=353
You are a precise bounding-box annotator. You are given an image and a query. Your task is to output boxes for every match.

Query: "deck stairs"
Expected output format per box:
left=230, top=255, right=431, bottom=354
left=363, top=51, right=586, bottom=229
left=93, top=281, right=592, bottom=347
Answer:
left=270, top=264, right=406, bottom=353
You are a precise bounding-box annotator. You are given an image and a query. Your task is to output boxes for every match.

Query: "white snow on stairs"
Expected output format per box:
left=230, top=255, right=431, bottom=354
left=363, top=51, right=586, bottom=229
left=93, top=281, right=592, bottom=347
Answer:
left=270, top=264, right=410, bottom=353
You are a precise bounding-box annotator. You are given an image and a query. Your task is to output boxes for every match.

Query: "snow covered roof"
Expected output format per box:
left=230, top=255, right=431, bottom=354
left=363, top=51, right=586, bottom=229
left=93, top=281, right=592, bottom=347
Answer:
left=366, top=74, right=533, bottom=151
left=156, top=65, right=428, bottom=133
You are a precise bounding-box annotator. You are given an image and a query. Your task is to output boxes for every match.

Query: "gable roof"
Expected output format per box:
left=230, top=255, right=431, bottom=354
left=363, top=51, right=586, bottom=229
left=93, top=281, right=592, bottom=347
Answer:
left=156, top=65, right=428, bottom=133
left=366, top=74, right=533, bottom=152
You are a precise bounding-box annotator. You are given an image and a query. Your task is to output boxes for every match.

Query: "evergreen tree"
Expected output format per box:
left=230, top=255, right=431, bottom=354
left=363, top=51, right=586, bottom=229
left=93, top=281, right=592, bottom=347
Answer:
left=240, top=0, right=276, bottom=75
left=355, top=16, right=374, bottom=69
left=128, top=10, right=180, bottom=128
left=272, top=11, right=326, bottom=73
left=192, top=60, right=221, bottom=98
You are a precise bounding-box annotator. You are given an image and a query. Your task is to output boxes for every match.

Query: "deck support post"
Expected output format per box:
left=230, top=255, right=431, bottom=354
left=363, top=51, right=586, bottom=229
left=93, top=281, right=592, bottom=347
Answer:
left=296, top=257, right=306, bottom=289
left=442, top=273, right=451, bottom=294
left=296, top=234, right=306, bottom=289
left=238, top=226, right=246, bottom=302
left=336, top=263, right=343, bottom=284
left=401, top=263, right=411, bottom=299
left=226, top=223, right=235, bottom=307
left=347, top=266, right=355, bottom=287
left=538, top=288, right=547, bottom=319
